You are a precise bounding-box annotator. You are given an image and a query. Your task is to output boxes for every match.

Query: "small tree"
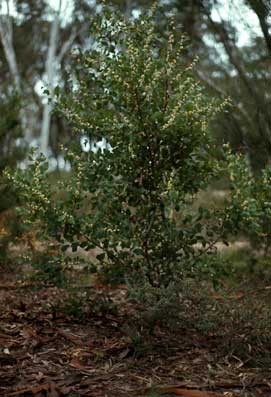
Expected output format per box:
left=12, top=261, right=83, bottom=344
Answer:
left=9, top=6, right=228, bottom=289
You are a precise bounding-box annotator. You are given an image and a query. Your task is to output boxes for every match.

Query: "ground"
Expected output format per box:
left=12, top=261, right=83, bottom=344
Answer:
left=0, top=268, right=271, bottom=397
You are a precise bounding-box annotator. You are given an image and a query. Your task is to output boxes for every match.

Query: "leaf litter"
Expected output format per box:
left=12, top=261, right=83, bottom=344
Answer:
left=0, top=273, right=270, bottom=397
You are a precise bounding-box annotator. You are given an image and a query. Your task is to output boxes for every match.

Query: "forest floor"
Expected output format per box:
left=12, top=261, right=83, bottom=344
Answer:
left=1, top=265, right=271, bottom=397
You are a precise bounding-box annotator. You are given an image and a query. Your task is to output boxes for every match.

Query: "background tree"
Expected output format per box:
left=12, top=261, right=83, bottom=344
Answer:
left=0, top=0, right=97, bottom=158
left=192, top=0, right=271, bottom=169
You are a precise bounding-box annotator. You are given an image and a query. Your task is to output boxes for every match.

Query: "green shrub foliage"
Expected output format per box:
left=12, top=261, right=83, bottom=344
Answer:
left=0, top=92, right=25, bottom=208
left=0, top=91, right=26, bottom=263
left=226, top=149, right=271, bottom=254
left=8, top=6, right=229, bottom=288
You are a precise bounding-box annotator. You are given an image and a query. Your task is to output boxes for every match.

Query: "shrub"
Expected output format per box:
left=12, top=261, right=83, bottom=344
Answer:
left=226, top=149, right=271, bottom=255
left=30, top=251, right=67, bottom=286
left=0, top=91, right=27, bottom=265
left=8, top=6, right=229, bottom=294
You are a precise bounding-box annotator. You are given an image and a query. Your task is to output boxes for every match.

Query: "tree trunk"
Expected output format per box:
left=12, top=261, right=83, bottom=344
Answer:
left=0, top=13, right=32, bottom=143
left=40, top=0, right=79, bottom=157
left=40, top=13, right=60, bottom=156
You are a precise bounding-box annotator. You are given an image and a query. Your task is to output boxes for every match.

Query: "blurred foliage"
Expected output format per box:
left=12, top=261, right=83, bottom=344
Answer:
left=0, top=91, right=27, bottom=264
left=226, top=149, right=271, bottom=254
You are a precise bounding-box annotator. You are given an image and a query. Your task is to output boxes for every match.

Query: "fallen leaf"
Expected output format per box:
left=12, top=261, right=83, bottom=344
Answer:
left=119, top=347, right=131, bottom=359
left=5, top=383, right=51, bottom=396
left=5, top=382, right=62, bottom=396
left=70, top=357, right=91, bottom=370
left=57, top=329, right=83, bottom=345
left=156, top=387, right=223, bottom=397
left=0, top=332, right=13, bottom=340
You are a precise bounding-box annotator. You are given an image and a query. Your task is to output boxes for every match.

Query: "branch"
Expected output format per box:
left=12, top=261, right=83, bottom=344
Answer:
left=206, top=14, right=257, bottom=98
left=57, top=27, right=77, bottom=63
left=246, top=0, right=271, bottom=56
left=196, top=69, right=225, bottom=97
left=5, top=0, right=10, bottom=16
left=125, top=0, right=132, bottom=19
left=58, top=0, right=63, bottom=16
left=202, top=6, right=271, bottom=143
left=196, top=69, right=254, bottom=129
left=196, top=69, right=269, bottom=150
